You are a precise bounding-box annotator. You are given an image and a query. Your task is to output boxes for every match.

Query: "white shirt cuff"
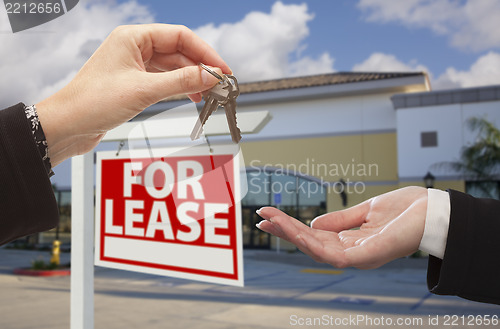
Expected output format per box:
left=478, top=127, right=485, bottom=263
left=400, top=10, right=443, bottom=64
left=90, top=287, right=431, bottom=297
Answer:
left=418, top=188, right=451, bottom=259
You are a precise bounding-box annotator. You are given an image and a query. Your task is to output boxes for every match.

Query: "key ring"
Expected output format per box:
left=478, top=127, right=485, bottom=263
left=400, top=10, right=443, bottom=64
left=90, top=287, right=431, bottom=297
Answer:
left=199, top=63, right=224, bottom=81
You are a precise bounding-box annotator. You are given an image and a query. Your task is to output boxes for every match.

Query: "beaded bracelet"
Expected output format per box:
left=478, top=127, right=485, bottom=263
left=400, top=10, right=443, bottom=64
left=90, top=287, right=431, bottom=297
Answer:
left=24, top=104, right=54, bottom=177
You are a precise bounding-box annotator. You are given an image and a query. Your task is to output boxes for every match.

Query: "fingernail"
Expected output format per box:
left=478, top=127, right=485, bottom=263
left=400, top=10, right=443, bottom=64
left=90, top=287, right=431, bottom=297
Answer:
left=256, top=208, right=269, bottom=220
left=256, top=220, right=265, bottom=229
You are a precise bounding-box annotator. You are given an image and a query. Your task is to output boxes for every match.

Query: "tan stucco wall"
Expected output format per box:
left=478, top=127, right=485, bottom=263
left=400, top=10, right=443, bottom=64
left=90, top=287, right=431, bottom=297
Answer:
left=241, top=133, right=466, bottom=213
left=242, top=133, right=396, bottom=180
left=241, top=132, right=399, bottom=210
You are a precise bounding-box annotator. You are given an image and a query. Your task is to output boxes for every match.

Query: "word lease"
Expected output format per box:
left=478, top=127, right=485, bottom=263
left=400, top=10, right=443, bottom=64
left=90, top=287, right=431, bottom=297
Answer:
left=95, top=146, right=244, bottom=286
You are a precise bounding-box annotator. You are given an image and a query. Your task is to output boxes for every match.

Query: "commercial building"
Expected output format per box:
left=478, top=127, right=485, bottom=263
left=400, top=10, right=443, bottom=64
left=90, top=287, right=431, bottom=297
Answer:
left=393, top=85, right=500, bottom=195
left=39, top=73, right=500, bottom=250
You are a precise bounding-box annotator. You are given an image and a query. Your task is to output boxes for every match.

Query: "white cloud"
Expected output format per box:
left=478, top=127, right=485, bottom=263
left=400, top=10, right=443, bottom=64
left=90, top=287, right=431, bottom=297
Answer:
left=357, top=0, right=500, bottom=52
left=0, top=1, right=336, bottom=109
left=288, top=53, right=335, bottom=77
left=194, top=1, right=335, bottom=82
left=353, top=51, right=500, bottom=91
left=352, top=52, right=429, bottom=73
left=0, top=0, right=154, bottom=109
left=434, top=51, right=500, bottom=89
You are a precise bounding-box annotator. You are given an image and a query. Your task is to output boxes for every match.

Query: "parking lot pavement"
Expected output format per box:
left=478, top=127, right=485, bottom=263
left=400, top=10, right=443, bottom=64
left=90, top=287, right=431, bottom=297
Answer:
left=0, top=248, right=498, bottom=329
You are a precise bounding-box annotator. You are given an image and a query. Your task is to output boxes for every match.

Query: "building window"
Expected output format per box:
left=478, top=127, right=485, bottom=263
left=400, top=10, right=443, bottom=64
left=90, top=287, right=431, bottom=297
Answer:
left=40, top=189, right=72, bottom=247
left=241, top=169, right=326, bottom=248
left=242, top=169, right=326, bottom=219
left=421, top=131, right=438, bottom=147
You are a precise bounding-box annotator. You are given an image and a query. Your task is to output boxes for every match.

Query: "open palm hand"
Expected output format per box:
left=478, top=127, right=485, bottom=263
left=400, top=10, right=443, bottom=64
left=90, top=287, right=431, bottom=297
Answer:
left=256, top=186, right=428, bottom=269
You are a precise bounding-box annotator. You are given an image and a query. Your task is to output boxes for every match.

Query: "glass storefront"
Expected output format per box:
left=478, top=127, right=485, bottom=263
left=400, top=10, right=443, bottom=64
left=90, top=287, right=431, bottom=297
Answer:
left=39, top=189, right=72, bottom=247
left=241, top=169, right=327, bottom=249
left=31, top=170, right=326, bottom=250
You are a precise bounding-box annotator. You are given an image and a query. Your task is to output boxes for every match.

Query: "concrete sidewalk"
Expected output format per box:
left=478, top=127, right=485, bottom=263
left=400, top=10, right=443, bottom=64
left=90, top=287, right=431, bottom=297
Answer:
left=0, top=248, right=497, bottom=328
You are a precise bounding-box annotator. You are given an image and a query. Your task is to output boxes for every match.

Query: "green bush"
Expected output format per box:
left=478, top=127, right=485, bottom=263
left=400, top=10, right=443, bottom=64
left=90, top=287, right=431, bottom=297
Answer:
left=31, top=259, right=59, bottom=270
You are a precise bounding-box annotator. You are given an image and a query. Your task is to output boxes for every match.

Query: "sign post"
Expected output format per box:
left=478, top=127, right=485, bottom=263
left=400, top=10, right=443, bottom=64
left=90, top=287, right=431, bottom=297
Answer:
left=71, top=153, right=94, bottom=329
left=274, top=193, right=282, bottom=254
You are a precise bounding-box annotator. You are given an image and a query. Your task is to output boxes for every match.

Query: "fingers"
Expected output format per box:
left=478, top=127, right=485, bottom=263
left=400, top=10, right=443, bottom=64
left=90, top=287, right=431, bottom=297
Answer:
left=256, top=207, right=312, bottom=247
left=107, top=24, right=230, bottom=106
left=254, top=188, right=428, bottom=271
left=297, top=231, right=349, bottom=268
left=257, top=207, right=312, bottom=236
left=310, top=200, right=370, bottom=232
left=256, top=207, right=289, bottom=221
left=257, top=207, right=310, bottom=243
left=140, top=65, right=222, bottom=105
left=256, top=211, right=322, bottom=262
left=142, top=24, right=231, bottom=74
left=144, top=53, right=212, bottom=103
left=188, top=93, right=203, bottom=103
left=256, top=207, right=349, bottom=268
left=147, top=52, right=196, bottom=73
left=337, top=229, right=369, bottom=248
left=146, top=53, right=218, bottom=103
left=256, top=219, right=283, bottom=238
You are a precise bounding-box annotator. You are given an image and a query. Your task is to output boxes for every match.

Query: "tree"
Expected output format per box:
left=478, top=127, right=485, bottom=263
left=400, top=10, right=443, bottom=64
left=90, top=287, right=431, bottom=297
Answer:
left=434, top=117, right=500, bottom=199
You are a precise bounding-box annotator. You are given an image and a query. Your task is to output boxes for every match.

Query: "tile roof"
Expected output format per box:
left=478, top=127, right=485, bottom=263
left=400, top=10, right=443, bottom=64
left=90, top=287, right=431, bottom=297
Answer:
left=392, top=84, right=500, bottom=109
left=162, top=71, right=426, bottom=102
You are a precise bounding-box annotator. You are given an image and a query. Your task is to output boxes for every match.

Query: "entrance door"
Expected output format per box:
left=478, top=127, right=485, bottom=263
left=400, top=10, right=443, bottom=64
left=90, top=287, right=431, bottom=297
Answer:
left=242, top=206, right=270, bottom=249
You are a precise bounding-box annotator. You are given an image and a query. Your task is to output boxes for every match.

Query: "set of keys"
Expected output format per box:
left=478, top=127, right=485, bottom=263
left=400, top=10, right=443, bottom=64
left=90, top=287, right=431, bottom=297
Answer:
left=190, top=63, right=241, bottom=144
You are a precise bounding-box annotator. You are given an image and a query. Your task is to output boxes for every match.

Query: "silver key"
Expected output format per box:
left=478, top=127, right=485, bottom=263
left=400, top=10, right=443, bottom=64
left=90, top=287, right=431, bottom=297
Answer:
left=223, top=75, right=241, bottom=143
left=191, top=65, right=241, bottom=143
left=190, top=77, right=230, bottom=141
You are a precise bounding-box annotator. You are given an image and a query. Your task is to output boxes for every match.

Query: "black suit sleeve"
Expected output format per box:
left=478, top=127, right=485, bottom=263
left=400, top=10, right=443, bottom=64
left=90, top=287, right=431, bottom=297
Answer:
left=427, top=189, right=500, bottom=305
left=0, top=103, right=59, bottom=245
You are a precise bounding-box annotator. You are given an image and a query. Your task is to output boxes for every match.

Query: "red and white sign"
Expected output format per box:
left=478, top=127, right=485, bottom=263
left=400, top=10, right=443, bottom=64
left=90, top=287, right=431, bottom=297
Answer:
left=94, top=146, right=244, bottom=286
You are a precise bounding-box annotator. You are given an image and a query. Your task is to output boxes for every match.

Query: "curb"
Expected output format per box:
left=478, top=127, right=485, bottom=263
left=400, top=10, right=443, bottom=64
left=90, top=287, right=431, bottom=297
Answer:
left=13, top=268, right=71, bottom=277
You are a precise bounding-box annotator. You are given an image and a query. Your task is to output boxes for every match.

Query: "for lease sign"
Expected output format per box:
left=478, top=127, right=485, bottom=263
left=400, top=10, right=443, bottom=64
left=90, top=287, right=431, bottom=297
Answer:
left=94, top=146, right=244, bottom=286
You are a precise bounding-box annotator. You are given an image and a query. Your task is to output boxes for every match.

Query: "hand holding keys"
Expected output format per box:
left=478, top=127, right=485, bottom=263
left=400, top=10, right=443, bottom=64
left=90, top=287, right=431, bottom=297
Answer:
left=191, top=63, right=241, bottom=143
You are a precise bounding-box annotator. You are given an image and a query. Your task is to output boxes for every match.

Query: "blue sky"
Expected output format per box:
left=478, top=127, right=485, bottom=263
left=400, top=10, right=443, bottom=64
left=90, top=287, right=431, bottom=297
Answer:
left=114, top=0, right=500, bottom=88
left=137, top=0, right=472, bottom=74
